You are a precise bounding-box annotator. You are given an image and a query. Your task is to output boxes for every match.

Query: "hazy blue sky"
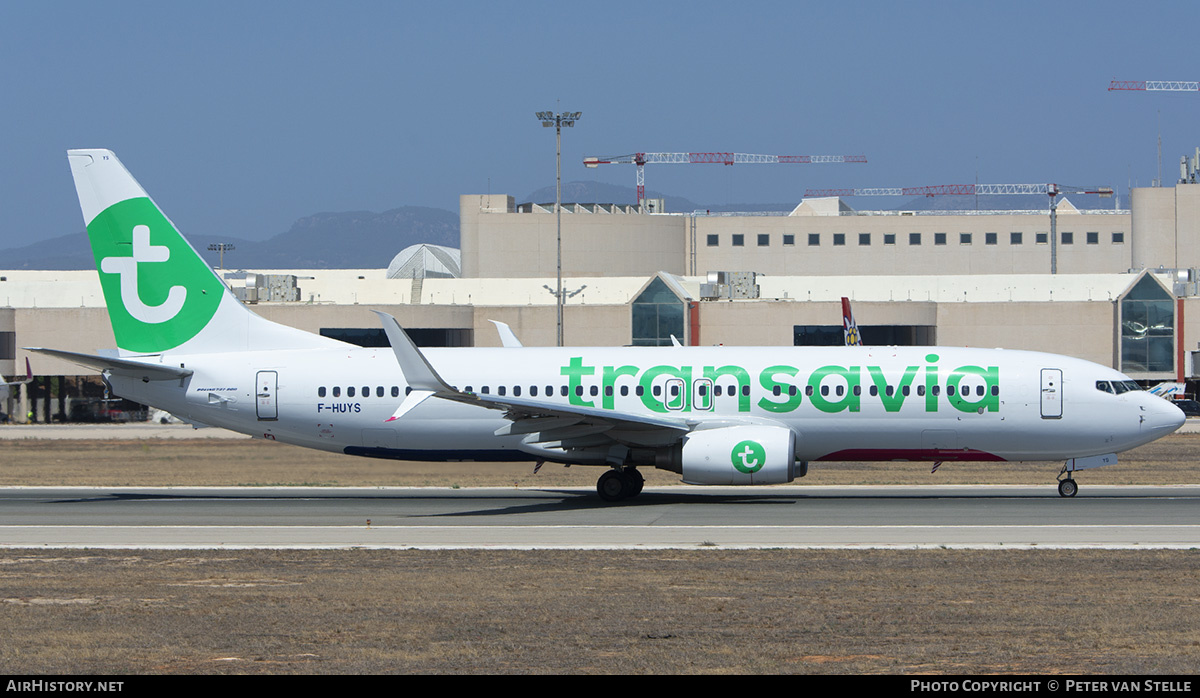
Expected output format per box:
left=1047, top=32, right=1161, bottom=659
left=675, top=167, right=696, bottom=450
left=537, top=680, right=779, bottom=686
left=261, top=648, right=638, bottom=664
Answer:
left=2, top=1, right=1199, bottom=250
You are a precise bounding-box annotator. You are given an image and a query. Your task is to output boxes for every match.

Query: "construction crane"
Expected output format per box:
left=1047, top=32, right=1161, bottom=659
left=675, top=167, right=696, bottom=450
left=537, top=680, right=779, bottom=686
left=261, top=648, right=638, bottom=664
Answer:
left=1109, top=80, right=1200, bottom=92
left=583, top=152, right=868, bottom=209
left=803, top=183, right=1114, bottom=274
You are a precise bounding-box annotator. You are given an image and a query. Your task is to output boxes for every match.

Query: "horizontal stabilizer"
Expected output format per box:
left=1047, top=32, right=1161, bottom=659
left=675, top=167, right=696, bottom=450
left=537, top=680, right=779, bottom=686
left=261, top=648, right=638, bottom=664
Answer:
left=26, top=348, right=193, bottom=381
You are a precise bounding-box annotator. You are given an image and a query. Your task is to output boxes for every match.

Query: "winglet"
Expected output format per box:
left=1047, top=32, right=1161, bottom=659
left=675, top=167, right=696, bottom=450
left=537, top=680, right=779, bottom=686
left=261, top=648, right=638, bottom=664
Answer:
left=373, top=311, right=459, bottom=421
left=489, top=320, right=524, bottom=347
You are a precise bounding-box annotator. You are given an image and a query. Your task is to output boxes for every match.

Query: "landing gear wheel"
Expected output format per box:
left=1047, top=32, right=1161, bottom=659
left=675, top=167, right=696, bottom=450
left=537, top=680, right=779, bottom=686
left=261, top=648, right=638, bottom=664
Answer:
left=1058, top=478, right=1078, bottom=498
left=625, top=468, right=645, bottom=497
left=597, top=470, right=629, bottom=502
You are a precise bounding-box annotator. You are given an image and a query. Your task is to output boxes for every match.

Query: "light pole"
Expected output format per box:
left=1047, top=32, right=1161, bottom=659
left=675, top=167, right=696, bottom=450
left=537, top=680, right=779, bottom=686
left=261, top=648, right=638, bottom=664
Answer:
left=207, top=242, right=235, bottom=270
left=536, top=110, right=581, bottom=346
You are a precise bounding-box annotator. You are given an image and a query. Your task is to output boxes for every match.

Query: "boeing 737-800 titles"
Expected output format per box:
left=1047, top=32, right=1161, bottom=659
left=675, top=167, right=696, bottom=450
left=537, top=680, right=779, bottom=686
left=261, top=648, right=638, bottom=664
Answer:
left=31, top=150, right=1185, bottom=501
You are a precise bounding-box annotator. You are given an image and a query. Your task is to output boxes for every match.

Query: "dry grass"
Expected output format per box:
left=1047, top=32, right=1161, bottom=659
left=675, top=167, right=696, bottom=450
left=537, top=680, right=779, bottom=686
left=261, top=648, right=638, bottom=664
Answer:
left=1, top=432, right=1198, bottom=487
left=0, top=549, right=1197, bottom=674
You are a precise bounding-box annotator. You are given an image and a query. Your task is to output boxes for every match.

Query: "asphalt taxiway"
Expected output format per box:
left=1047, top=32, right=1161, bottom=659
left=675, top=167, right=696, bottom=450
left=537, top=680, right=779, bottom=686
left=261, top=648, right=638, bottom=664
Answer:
left=2, top=485, right=1197, bottom=549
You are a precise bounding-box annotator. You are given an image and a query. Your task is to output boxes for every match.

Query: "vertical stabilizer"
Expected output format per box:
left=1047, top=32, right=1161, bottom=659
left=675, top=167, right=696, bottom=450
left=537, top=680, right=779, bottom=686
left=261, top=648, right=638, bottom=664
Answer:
left=67, top=149, right=343, bottom=355
left=841, top=296, right=862, bottom=346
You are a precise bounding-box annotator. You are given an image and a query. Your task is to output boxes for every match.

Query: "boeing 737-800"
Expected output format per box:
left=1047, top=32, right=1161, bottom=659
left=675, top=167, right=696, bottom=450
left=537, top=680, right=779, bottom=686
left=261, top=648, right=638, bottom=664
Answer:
left=32, top=150, right=1185, bottom=501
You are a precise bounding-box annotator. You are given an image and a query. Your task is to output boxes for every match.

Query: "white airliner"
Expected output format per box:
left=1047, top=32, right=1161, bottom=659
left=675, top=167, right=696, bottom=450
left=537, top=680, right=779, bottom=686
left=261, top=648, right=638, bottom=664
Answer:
left=32, top=149, right=1185, bottom=501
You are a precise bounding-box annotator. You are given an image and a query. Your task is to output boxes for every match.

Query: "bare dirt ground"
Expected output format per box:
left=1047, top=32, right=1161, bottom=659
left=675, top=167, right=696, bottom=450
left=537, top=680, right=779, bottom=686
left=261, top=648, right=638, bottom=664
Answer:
left=0, top=549, right=1197, bottom=675
left=1, top=432, right=1198, bottom=487
left=0, top=435, right=1197, bottom=674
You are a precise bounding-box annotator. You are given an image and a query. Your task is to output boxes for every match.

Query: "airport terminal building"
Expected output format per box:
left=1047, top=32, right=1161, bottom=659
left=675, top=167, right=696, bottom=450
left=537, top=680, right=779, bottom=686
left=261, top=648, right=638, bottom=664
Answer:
left=3, top=180, right=1200, bottom=421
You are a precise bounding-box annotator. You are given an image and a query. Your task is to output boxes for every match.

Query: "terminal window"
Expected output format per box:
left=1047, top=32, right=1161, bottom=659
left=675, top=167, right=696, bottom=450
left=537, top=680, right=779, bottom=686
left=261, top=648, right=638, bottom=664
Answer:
left=1036, top=232, right=1048, bottom=244
left=960, top=233, right=972, bottom=245
left=1120, top=275, right=1174, bottom=373
left=859, top=233, right=870, bottom=245
left=1112, top=232, right=1125, bottom=244
left=833, top=234, right=845, bottom=246
left=934, top=233, right=946, bottom=245
left=808, top=233, right=820, bottom=246
left=1011, top=232, right=1023, bottom=245
left=758, top=234, right=770, bottom=246
left=1061, top=232, right=1073, bottom=245
left=884, top=234, right=896, bottom=245
left=909, top=233, right=921, bottom=245
left=986, top=232, right=997, bottom=245
left=783, top=234, right=795, bottom=246
left=706, top=234, right=719, bottom=246
left=1086, top=232, right=1099, bottom=245
left=732, top=234, right=744, bottom=247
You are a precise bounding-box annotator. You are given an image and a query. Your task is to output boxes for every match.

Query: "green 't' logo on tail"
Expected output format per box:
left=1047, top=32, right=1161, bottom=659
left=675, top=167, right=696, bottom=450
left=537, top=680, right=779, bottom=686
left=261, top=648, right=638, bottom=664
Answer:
left=88, top=197, right=221, bottom=353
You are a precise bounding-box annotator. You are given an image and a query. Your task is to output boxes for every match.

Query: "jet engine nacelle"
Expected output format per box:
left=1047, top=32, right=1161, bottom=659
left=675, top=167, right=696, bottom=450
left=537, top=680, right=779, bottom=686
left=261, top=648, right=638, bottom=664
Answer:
left=664, top=425, right=798, bottom=485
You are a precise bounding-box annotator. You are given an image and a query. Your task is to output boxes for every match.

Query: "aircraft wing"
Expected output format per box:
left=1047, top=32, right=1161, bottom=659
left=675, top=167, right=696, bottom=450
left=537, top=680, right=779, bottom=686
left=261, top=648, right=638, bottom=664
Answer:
left=374, top=312, right=711, bottom=455
left=25, top=348, right=193, bottom=381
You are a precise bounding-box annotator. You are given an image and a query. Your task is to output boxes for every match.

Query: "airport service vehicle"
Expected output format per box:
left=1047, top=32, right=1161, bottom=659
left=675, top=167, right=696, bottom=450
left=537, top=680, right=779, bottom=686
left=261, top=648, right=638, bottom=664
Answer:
left=32, top=149, right=1185, bottom=501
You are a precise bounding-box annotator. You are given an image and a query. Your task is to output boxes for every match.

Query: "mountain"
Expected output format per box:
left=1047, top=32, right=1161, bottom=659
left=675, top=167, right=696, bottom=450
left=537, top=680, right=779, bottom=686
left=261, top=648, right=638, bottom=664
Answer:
left=1, top=185, right=1125, bottom=270
left=1, top=206, right=459, bottom=270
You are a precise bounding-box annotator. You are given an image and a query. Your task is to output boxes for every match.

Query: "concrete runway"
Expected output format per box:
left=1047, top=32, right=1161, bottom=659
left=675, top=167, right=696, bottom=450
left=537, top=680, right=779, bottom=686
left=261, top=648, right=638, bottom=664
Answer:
left=2, top=485, right=1198, bottom=550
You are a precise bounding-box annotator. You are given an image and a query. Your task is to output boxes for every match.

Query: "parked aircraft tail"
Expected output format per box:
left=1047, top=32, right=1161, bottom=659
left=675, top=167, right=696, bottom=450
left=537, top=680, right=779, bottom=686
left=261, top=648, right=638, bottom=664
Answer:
left=841, top=297, right=862, bottom=346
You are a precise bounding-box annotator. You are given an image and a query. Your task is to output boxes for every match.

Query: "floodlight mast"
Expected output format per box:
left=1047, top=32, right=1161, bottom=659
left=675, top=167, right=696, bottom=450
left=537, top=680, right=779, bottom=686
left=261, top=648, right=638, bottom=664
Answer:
left=536, top=110, right=581, bottom=346
left=207, top=242, right=235, bottom=270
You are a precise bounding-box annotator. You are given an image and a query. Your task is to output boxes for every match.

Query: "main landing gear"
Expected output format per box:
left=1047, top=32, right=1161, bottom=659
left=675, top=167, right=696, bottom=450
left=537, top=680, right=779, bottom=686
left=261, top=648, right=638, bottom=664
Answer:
left=597, top=468, right=644, bottom=502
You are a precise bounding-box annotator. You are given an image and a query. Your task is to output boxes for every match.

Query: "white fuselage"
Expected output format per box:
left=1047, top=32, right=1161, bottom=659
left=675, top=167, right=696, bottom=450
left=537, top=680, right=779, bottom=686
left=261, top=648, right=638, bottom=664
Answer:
left=107, top=345, right=1184, bottom=464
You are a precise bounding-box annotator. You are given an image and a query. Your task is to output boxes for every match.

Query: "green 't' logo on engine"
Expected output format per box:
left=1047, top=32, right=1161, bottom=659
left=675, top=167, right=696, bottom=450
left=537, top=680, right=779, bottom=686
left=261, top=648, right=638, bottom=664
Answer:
left=731, top=440, right=766, bottom=473
left=88, top=197, right=221, bottom=353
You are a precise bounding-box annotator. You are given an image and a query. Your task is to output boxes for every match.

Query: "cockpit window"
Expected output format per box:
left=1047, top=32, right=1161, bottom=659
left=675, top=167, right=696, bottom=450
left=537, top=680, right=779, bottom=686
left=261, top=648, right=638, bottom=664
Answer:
left=1100, top=380, right=1143, bottom=395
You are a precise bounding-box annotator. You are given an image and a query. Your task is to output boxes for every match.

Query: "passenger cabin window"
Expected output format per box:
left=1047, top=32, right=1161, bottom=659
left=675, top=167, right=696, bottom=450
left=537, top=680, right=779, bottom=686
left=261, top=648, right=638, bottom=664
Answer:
left=318, top=387, right=326, bottom=397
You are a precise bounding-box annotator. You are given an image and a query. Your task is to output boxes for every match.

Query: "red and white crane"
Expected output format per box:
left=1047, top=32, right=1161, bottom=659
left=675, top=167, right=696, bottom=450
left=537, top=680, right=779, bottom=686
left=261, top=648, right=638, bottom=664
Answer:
left=583, top=152, right=867, bottom=209
left=803, top=183, right=1113, bottom=274
left=1109, top=80, right=1200, bottom=92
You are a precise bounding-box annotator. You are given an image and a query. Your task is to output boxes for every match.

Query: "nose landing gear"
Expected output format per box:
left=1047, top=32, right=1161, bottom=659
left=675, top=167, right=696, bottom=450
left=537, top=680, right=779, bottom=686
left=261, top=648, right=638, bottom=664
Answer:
left=1056, top=475, right=1078, bottom=498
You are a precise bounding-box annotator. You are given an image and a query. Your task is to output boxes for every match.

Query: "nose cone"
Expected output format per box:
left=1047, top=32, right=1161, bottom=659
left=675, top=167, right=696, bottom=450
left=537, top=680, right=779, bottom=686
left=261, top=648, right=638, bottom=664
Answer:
left=1143, top=396, right=1186, bottom=436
